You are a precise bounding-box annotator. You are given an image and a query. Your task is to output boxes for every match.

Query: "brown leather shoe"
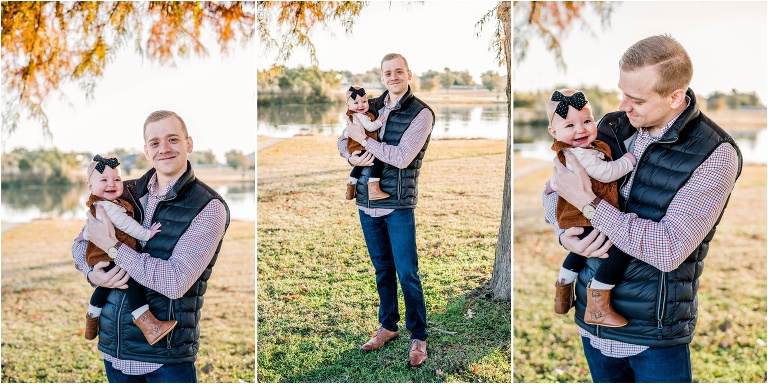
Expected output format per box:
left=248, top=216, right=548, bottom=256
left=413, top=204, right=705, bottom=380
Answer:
left=407, top=339, right=427, bottom=367
left=133, top=311, right=178, bottom=345
left=368, top=181, right=390, bottom=200
left=361, top=327, right=400, bottom=351
left=346, top=182, right=356, bottom=200
left=585, top=287, right=628, bottom=327
left=85, top=313, right=99, bottom=340
left=554, top=279, right=575, bottom=314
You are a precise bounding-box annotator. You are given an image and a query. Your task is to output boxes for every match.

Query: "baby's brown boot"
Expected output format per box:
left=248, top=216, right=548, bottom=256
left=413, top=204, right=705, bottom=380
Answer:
left=85, top=313, right=99, bottom=340
left=585, top=287, right=628, bottom=327
left=346, top=182, right=356, bottom=200
left=134, top=311, right=178, bottom=345
left=368, top=181, right=390, bottom=200
left=554, top=279, right=575, bottom=314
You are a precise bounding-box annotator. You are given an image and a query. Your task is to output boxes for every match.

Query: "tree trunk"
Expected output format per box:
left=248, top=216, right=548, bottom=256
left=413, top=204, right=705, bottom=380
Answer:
left=491, top=1, right=511, bottom=301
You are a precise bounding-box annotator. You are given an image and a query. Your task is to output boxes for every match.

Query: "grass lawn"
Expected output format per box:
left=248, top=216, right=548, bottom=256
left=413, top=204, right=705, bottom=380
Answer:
left=513, top=155, right=767, bottom=382
left=257, top=136, right=511, bottom=382
left=1, top=219, right=255, bottom=382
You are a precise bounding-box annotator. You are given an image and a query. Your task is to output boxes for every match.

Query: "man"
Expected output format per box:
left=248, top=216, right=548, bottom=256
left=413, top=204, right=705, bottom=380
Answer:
left=338, top=53, right=435, bottom=367
left=73, top=110, right=229, bottom=382
left=546, top=35, right=742, bottom=382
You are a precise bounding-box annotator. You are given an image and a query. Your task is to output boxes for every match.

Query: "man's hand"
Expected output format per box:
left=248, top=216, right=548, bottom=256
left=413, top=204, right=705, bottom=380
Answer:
left=88, top=260, right=129, bottom=289
left=349, top=150, right=374, bottom=166
left=551, top=151, right=597, bottom=209
left=86, top=205, right=118, bottom=252
left=347, top=119, right=367, bottom=143
left=560, top=227, right=612, bottom=258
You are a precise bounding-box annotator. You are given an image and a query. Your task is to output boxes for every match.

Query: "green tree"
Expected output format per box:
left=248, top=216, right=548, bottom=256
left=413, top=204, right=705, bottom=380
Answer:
left=225, top=149, right=251, bottom=170
left=257, top=66, right=344, bottom=105
left=188, top=149, right=219, bottom=165
left=481, top=69, right=505, bottom=92
left=2, top=1, right=255, bottom=138
left=439, top=67, right=455, bottom=91
left=454, top=70, right=475, bottom=86
left=421, top=77, right=439, bottom=92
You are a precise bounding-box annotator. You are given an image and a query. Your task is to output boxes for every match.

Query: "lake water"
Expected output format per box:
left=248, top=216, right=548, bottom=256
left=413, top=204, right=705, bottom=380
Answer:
left=1, top=181, right=255, bottom=224
left=257, top=102, right=509, bottom=140
left=514, top=123, right=767, bottom=165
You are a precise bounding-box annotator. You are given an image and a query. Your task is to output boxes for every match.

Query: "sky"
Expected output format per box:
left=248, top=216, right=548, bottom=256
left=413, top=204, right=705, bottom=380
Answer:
left=514, top=1, right=768, bottom=104
left=2, top=33, right=256, bottom=163
left=258, top=1, right=505, bottom=82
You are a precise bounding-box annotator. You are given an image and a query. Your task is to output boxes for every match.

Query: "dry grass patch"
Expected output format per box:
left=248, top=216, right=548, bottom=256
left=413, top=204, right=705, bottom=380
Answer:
left=1, top=219, right=255, bottom=382
left=513, top=156, right=766, bottom=382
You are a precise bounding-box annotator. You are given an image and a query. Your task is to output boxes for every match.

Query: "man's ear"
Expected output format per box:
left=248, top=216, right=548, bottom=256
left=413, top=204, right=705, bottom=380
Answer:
left=669, top=89, right=686, bottom=109
left=186, top=136, right=194, bottom=153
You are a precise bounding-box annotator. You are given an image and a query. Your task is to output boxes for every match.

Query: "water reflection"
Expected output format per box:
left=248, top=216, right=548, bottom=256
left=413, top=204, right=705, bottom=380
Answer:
left=513, top=122, right=767, bottom=164
left=257, top=103, right=508, bottom=140
left=1, top=182, right=255, bottom=223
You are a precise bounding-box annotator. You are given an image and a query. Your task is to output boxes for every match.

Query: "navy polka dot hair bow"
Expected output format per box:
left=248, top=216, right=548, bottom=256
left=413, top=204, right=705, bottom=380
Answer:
left=348, top=86, right=366, bottom=99
left=551, top=91, right=588, bottom=119
left=93, top=155, right=120, bottom=173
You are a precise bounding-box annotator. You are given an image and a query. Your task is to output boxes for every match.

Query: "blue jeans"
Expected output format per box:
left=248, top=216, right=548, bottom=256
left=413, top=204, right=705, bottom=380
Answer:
left=359, top=208, right=428, bottom=340
left=104, top=360, right=197, bottom=383
left=581, top=337, right=692, bottom=382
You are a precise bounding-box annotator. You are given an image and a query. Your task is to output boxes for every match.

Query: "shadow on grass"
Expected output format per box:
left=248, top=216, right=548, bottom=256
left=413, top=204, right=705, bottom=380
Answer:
left=267, top=284, right=511, bottom=383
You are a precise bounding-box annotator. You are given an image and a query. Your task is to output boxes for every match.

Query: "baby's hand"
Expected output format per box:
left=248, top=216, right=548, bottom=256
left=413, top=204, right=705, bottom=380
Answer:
left=622, top=152, right=637, bottom=166
left=149, top=222, right=162, bottom=238
left=544, top=178, right=556, bottom=195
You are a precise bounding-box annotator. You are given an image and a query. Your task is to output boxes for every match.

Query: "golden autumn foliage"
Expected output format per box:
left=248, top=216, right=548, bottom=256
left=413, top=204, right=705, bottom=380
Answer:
left=257, top=0, right=365, bottom=78
left=513, top=1, right=616, bottom=70
left=1, top=1, right=254, bottom=137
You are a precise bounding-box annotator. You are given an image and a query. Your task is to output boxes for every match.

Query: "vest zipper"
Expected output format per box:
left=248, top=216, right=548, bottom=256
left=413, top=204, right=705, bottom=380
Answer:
left=127, top=188, right=144, bottom=225
left=397, top=170, right=402, bottom=199
left=116, top=293, right=126, bottom=359
left=167, top=299, right=174, bottom=349
left=657, top=272, right=667, bottom=329
left=606, top=123, right=631, bottom=194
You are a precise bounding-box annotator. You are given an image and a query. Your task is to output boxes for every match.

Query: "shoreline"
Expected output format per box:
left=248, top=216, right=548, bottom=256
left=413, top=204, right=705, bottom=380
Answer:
left=1, top=218, right=252, bottom=234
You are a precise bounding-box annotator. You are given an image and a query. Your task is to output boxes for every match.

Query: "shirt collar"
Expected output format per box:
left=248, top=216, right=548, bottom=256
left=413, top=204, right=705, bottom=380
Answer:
left=147, top=173, right=181, bottom=198
left=383, top=93, right=401, bottom=109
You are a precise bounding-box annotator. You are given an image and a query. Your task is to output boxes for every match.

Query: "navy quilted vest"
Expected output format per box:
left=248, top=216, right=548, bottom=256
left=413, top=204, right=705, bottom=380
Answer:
left=98, top=162, right=230, bottom=363
left=355, top=86, right=435, bottom=208
left=574, top=90, right=742, bottom=347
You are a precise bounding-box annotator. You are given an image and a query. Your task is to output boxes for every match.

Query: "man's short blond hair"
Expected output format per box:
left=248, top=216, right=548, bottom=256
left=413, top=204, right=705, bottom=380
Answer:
left=380, top=53, right=409, bottom=71
left=619, top=34, right=693, bottom=97
left=143, top=110, right=188, bottom=139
